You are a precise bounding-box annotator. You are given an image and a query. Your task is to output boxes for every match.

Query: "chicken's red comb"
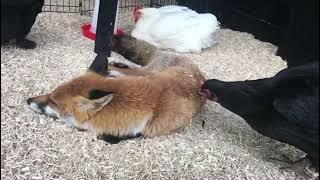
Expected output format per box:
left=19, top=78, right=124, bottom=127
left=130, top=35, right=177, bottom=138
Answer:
left=134, top=5, right=142, bottom=15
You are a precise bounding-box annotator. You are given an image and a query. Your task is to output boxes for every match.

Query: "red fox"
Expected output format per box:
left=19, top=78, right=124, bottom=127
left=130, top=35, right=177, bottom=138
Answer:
left=27, top=35, right=205, bottom=141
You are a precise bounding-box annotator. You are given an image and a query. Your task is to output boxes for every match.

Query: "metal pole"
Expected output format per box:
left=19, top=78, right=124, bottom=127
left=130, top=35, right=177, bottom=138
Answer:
left=89, top=0, right=118, bottom=75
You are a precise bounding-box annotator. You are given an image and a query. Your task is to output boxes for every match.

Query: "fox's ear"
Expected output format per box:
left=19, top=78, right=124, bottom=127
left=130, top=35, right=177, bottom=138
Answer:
left=77, top=94, right=113, bottom=112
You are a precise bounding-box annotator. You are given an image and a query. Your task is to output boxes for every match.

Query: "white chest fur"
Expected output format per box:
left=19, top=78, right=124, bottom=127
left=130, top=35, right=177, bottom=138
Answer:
left=61, top=113, right=153, bottom=136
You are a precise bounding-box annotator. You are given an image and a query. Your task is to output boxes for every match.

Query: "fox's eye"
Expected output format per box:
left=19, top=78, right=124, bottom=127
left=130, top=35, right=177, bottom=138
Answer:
left=49, top=97, right=58, bottom=106
left=89, top=90, right=113, bottom=100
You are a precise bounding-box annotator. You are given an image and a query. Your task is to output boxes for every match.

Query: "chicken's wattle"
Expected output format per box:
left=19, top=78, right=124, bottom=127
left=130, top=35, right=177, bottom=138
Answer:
left=133, top=5, right=142, bottom=23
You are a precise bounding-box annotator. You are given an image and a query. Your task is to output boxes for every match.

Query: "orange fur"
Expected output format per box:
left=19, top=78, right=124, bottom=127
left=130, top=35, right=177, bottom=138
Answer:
left=29, top=35, right=206, bottom=138
left=29, top=67, right=205, bottom=137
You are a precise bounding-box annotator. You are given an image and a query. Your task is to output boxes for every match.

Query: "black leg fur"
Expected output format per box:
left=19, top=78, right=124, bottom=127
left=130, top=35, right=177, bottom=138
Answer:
left=97, top=133, right=142, bottom=144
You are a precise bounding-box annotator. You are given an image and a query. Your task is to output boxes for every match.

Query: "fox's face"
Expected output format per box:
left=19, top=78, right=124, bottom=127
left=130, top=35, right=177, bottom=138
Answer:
left=27, top=72, right=114, bottom=127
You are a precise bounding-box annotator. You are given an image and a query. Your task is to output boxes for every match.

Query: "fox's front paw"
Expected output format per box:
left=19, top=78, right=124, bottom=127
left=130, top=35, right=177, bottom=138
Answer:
left=109, top=61, right=131, bottom=69
left=97, top=134, right=122, bottom=144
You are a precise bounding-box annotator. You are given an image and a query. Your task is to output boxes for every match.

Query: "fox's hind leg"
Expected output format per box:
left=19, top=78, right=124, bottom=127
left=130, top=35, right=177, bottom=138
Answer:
left=143, top=108, right=192, bottom=137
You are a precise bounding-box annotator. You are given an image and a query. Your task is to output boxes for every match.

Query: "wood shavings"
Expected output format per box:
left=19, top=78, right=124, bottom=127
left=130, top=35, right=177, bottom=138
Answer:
left=1, top=10, right=314, bottom=180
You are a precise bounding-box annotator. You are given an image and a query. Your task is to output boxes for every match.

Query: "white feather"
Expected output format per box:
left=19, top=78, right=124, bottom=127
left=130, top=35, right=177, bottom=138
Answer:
left=131, top=5, right=220, bottom=53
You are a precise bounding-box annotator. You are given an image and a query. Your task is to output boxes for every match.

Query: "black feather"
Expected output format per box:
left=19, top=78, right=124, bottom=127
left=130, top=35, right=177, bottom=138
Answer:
left=201, top=62, right=319, bottom=170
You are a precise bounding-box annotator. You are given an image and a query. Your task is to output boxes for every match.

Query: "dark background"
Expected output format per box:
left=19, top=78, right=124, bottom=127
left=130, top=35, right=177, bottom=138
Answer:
left=177, top=0, right=319, bottom=68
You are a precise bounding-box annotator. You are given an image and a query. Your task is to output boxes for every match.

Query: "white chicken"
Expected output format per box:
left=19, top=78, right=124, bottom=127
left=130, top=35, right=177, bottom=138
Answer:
left=131, top=5, right=220, bottom=53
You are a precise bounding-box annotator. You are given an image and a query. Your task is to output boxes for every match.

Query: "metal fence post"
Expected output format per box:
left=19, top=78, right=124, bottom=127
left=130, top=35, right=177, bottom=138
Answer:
left=89, top=0, right=118, bottom=75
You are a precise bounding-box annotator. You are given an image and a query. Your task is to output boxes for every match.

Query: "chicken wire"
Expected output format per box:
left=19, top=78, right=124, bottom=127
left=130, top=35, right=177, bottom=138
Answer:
left=43, top=0, right=177, bottom=14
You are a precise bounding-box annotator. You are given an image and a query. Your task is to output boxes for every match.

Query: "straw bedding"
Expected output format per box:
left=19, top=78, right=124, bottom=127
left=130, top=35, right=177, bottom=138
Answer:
left=1, top=12, right=318, bottom=179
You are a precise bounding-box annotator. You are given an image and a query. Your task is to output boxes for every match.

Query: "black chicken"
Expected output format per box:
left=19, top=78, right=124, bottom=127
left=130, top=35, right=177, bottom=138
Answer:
left=200, top=62, right=319, bottom=170
left=1, top=0, right=44, bottom=49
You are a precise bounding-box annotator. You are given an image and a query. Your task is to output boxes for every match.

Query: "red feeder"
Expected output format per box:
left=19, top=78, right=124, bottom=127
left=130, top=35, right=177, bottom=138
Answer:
left=82, top=23, right=125, bottom=41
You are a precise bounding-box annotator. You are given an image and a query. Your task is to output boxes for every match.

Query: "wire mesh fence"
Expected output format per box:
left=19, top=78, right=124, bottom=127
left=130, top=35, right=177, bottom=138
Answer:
left=42, top=0, right=82, bottom=13
left=43, top=0, right=177, bottom=14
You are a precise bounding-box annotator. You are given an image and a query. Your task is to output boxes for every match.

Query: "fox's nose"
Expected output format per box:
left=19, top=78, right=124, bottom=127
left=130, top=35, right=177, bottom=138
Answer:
left=27, top=97, right=46, bottom=114
left=27, top=98, right=33, bottom=105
